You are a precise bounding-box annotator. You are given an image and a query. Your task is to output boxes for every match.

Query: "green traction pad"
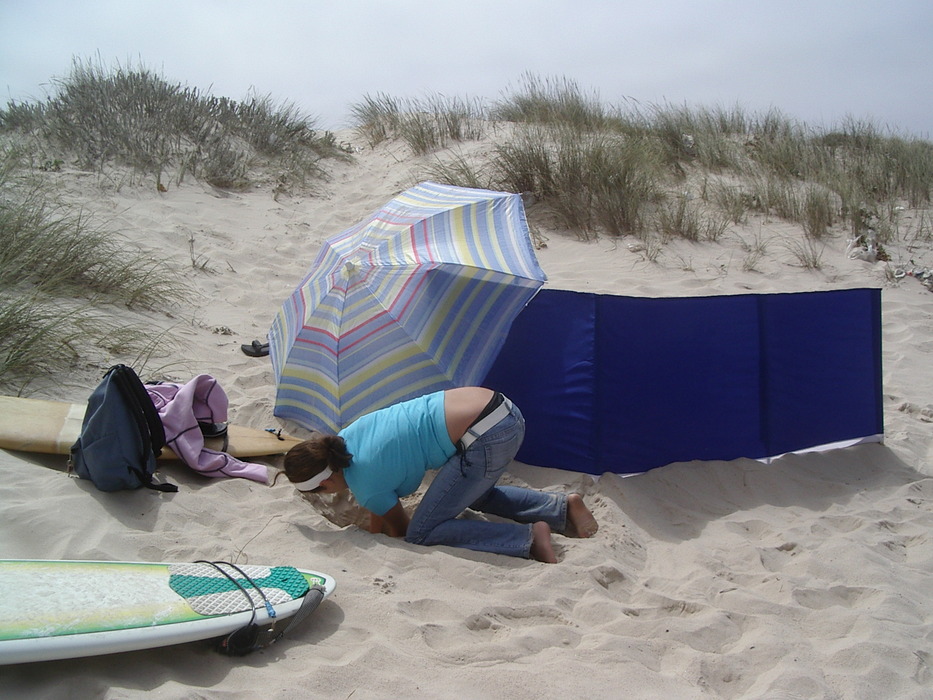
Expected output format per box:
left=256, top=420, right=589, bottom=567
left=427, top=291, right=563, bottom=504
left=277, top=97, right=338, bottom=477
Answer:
left=168, top=563, right=310, bottom=615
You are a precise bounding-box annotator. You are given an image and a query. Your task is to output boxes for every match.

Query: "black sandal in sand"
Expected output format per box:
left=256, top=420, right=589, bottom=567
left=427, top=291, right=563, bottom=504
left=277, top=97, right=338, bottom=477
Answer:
left=241, top=340, right=270, bottom=357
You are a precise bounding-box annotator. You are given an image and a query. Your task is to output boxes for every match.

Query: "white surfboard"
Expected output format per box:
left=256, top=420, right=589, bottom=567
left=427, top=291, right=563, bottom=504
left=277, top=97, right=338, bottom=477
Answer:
left=0, top=559, right=337, bottom=665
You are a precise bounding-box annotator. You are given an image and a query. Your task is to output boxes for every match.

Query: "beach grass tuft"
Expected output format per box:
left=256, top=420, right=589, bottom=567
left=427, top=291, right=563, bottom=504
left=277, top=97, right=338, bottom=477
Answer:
left=3, top=65, right=933, bottom=384
left=412, top=74, right=933, bottom=248
left=351, top=92, right=486, bottom=155
left=0, top=152, right=185, bottom=387
left=0, top=57, right=347, bottom=191
left=0, top=183, right=181, bottom=307
left=0, top=57, right=356, bottom=387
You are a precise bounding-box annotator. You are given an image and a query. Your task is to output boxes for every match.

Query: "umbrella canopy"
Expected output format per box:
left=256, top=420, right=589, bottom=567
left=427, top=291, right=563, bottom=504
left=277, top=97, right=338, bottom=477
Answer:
left=269, top=181, right=547, bottom=432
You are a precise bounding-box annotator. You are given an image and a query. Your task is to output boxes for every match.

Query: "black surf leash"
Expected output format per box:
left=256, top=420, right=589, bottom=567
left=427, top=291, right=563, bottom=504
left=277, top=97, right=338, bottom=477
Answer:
left=194, top=560, right=324, bottom=656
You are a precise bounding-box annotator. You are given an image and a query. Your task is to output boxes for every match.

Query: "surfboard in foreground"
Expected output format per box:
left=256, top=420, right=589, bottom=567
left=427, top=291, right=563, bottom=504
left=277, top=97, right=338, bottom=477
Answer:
left=0, top=396, right=303, bottom=459
left=0, top=559, right=337, bottom=665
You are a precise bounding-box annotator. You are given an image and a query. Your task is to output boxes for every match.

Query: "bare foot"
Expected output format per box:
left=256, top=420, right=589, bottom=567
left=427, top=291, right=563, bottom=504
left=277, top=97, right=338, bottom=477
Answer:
left=565, top=494, right=598, bottom=538
left=530, top=522, right=557, bottom=563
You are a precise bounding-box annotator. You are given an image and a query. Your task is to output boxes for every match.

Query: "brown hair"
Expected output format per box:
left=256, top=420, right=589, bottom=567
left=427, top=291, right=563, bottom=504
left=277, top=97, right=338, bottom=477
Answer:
left=283, top=434, right=353, bottom=487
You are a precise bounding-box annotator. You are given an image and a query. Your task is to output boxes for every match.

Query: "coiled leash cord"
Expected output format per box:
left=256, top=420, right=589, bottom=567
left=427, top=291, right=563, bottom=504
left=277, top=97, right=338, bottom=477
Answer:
left=194, top=560, right=325, bottom=656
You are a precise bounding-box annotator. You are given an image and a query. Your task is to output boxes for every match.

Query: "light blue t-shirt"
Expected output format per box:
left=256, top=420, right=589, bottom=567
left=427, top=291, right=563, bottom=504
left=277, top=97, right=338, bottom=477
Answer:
left=339, top=391, right=457, bottom=516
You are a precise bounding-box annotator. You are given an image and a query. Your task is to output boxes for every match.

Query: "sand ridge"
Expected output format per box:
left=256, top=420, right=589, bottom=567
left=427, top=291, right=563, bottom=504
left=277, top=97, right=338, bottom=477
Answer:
left=3, top=128, right=932, bottom=698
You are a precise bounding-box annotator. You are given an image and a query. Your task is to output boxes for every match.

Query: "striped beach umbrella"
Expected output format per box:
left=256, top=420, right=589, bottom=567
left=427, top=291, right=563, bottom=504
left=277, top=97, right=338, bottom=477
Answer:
left=269, top=182, right=547, bottom=432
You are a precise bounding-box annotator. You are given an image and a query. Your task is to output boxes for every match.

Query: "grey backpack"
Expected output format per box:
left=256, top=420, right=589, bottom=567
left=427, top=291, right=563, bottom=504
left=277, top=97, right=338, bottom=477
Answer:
left=69, top=365, right=177, bottom=492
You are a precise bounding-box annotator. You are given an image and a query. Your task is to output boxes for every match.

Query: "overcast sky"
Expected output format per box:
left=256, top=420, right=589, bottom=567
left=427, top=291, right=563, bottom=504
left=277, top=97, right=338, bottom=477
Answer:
left=1, top=1, right=931, bottom=137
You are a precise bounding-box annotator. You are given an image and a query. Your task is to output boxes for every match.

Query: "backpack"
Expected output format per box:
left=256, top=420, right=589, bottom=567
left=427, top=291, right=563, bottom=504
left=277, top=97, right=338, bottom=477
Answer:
left=69, top=364, right=178, bottom=492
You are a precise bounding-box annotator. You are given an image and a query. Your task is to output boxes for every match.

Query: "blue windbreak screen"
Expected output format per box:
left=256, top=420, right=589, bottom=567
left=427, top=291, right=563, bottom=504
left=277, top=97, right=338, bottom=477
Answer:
left=483, top=288, right=883, bottom=474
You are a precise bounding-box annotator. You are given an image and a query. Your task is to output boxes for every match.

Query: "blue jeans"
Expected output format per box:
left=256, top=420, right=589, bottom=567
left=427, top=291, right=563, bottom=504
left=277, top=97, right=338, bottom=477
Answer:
left=405, top=402, right=568, bottom=558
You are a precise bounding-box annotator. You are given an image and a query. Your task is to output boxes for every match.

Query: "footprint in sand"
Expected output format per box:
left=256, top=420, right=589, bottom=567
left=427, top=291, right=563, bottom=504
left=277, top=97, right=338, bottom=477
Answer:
left=464, top=605, right=570, bottom=631
left=419, top=605, right=581, bottom=660
left=372, top=576, right=395, bottom=594
left=792, top=585, right=880, bottom=610
left=724, top=518, right=776, bottom=539
left=897, top=401, right=933, bottom=422
left=758, top=541, right=799, bottom=572
left=872, top=533, right=928, bottom=563
left=820, top=514, right=865, bottom=533
left=591, top=564, right=629, bottom=598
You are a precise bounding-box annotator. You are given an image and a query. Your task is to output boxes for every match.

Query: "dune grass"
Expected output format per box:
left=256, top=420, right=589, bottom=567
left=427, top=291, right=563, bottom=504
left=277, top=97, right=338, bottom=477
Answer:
left=2, top=66, right=931, bottom=387
left=0, top=295, right=172, bottom=384
left=367, top=74, right=933, bottom=250
left=492, top=125, right=667, bottom=237
left=0, top=57, right=347, bottom=191
left=0, top=58, right=360, bottom=388
left=0, top=152, right=185, bottom=387
left=658, top=195, right=729, bottom=243
left=490, top=74, right=617, bottom=132
left=0, top=185, right=180, bottom=305
left=351, top=92, right=487, bottom=155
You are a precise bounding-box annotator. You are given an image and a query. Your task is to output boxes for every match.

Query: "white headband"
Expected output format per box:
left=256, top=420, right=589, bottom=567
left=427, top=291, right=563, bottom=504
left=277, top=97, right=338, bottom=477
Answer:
left=293, top=468, right=333, bottom=492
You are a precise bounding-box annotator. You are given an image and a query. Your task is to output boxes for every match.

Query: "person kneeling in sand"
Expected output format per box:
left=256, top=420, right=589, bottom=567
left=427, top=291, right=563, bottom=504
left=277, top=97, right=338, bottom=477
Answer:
left=283, top=387, right=597, bottom=563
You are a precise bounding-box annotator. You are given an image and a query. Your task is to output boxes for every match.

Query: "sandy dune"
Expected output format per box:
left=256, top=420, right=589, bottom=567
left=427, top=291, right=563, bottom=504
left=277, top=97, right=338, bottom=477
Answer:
left=3, top=129, right=932, bottom=699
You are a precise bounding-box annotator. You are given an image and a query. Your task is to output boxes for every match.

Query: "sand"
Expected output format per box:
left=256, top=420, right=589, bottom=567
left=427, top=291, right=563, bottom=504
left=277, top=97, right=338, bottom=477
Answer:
left=3, top=130, right=932, bottom=699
